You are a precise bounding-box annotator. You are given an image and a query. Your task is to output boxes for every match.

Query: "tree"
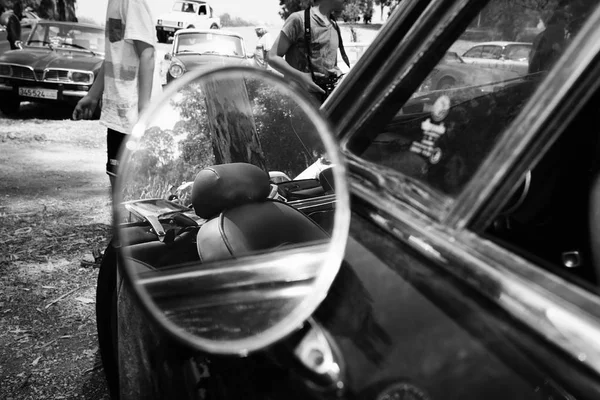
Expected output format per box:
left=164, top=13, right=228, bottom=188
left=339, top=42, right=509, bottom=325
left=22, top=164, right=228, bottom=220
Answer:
left=36, top=0, right=77, bottom=22
left=341, top=1, right=361, bottom=22
left=476, top=0, right=557, bottom=40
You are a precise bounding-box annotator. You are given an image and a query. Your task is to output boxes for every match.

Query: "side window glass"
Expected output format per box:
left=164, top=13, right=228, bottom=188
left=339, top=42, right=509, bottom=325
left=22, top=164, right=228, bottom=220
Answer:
left=199, top=5, right=207, bottom=16
left=480, top=45, right=501, bottom=59
left=483, top=91, right=600, bottom=288
left=505, top=45, right=531, bottom=61
left=352, top=0, right=599, bottom=197
left=463, top=46, right=482, bottom=58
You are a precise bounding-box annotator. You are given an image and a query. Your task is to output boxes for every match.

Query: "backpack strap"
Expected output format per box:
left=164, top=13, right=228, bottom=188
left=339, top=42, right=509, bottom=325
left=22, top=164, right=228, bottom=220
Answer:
left=330, top=16, right=350, bottom=68
left=304, top=7, right=316, bottom=81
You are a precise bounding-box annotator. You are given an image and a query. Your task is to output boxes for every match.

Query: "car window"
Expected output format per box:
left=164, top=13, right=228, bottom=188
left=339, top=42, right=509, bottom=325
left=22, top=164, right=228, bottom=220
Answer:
left=480, top=45, right=501, bottom=59
left=174, top=1, right=196, bottom=13
left=463, top=46, right=482, bottom=58
left=504, top=44, right=531, bottom=61
left=27, top=23, right=104, bottom=52
left=353, top=0, right=599, bottom=198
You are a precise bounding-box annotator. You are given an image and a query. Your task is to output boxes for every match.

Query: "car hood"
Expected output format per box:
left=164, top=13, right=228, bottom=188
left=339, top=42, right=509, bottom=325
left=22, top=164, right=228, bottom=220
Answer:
left=177, top=53, right=249, bottom=69
left=0, top=48, right=104, bottom=71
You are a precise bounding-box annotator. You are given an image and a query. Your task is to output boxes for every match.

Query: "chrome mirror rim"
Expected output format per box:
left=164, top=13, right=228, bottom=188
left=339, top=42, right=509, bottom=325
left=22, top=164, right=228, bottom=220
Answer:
left=115, top=65, right=350, bottom=355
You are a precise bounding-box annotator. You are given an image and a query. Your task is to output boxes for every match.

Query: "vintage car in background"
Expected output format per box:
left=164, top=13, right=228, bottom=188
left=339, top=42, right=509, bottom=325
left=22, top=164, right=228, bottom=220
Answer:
left=96, top=0, right=600, bottom=399
left=461, top=41, right=532, bottom=75
left=164, top=29, right=250, bottom=84
left=416, top=51, right=520, bottom=91
left=0, top=20, right=104, bottom=116
left=156, top=0, right=220, bottom=43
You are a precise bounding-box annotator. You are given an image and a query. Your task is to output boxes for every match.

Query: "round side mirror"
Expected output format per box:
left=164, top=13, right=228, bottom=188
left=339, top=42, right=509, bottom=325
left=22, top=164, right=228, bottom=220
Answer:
left=115, top=66, right=350, bottom=355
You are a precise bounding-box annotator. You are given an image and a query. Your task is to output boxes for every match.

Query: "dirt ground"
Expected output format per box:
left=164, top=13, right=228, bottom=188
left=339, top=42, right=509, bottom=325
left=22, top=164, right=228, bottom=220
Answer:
left=0, top=103, right=111, bottom=399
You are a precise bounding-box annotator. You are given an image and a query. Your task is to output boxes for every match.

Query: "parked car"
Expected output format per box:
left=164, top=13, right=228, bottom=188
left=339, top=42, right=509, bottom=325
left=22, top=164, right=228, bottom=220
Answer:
left=156, top=0, right=220, bottom=43
left=164, top=29, right=250, bottom=84
left=417, top=51, right=520, bottom=91
left=97, top=0, right=600, bottom=399
left=461, top=41, right=533, bottom=75
left=0, top=20, right=104, bottom=116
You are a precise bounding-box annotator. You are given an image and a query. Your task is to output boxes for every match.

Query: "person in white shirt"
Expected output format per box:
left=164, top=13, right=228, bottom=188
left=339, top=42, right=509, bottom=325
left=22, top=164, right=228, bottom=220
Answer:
left=72, top=0, right=156, bottom=192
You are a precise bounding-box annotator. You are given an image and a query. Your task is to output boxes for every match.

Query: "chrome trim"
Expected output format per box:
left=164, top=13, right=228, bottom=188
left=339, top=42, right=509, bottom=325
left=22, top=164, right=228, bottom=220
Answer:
left=288, top=194, right=336, bottom=211
left=0, top=84, right=12, bottom=91
left=351, top=178, right=600, bottom=376
left=294, top=318, right=344, bottom=391
left=43, top=67, right=94, bottom=85
left=0, top=63, right=37, bottom=81
left=446, top=5, right=600, bottom=229
left=62, top=90, right=88, bottom=97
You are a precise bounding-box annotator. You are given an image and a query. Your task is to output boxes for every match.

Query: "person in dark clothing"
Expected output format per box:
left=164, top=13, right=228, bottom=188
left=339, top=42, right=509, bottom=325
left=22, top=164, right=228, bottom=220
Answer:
left=6, top=1, right=23, bottom=50
left=528, top=0, right=592, bottom=74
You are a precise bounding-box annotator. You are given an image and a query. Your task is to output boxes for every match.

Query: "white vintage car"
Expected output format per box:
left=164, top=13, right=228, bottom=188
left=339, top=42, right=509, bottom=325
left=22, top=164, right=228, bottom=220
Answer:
left=156, top=0, right=221, bottom=43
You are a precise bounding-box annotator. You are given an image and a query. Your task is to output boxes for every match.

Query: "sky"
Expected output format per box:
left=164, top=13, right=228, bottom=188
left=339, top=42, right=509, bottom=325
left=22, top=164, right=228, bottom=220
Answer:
left=76, top=0, right=283, bottom=26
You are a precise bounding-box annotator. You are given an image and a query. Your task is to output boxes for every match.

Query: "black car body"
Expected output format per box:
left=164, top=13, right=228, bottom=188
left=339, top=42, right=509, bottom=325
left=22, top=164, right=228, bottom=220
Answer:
left=99, top=0, right=600, bottom=399
left=0, top=20, right=104, bottom=116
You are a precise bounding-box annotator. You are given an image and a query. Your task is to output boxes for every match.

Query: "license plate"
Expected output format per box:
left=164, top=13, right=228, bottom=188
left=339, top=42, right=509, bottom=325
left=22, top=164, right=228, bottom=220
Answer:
left=19, top=87, right=58, bottom=100
left=163, top=27, right=175, bottom=32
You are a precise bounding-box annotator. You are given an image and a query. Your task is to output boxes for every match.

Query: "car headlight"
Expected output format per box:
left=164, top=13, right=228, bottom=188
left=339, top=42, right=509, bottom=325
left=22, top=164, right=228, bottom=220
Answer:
left=0, top=65, right=12, bottom=77
left=70, top=71, right=93, bottom=84
left=169, top=63, right=185, bottom=78
left=157, top=19, right=162, bottom=25
left=178, top=21, right=184, bottom=27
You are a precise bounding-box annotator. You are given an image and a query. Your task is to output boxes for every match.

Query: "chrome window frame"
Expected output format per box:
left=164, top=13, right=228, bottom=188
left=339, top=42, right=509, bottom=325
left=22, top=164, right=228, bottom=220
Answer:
left=333, top=0, right=600, bottom=380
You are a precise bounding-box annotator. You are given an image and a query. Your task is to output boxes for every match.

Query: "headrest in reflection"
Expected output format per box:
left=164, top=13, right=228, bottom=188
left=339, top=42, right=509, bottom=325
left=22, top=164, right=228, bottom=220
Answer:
left=191, top=163, right=271, bottom=219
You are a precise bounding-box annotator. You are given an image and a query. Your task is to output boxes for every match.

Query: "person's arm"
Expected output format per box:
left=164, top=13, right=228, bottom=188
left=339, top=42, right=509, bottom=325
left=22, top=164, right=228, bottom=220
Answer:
left=133, top=40, right=155, bottom=115
left=268, top=33, right=324, bottom=94
left=72, top=61, right=105, bottom=120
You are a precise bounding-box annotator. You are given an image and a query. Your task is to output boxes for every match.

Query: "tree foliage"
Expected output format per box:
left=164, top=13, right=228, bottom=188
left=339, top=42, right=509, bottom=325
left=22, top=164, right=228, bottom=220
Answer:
left=1, top=0, right=79, bottom=22
left=473, top=0, right=560, bottom=41
left=219, top=12, right=254, bottom=27
left=278, top=0, right=380, bottom=24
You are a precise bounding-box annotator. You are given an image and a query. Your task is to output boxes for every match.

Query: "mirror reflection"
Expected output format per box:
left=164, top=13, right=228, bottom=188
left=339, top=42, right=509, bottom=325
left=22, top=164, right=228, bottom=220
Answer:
left=115, top=67, right=346, bottom=349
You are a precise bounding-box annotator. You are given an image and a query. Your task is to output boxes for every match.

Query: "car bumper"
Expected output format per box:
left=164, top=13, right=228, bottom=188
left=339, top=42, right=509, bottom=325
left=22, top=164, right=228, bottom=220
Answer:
left=0, top=80, right=90, bottom=102
left=156, top=26, right=180, bottom=35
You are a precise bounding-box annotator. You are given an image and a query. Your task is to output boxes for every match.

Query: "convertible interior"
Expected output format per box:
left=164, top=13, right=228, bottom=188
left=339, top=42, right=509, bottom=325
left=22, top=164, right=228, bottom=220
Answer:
left=120, top=162, right=336, bottom=272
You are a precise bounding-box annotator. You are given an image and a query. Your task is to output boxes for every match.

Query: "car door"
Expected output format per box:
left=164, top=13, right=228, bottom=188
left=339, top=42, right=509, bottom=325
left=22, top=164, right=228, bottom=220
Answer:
left=502, top=44, right=532, bottom=75
left=321, top=0, right=600, bottom=398
left=461, top=44, right=484, bottom=65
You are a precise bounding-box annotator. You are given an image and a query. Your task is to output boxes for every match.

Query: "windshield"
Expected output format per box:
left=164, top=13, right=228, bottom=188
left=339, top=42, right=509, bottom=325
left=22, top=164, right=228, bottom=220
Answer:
left=176, top=32, right=244, bottom=57
left=173, top=1, right=198, bottom=13
left=354, top=0, right=599, bottom=197
left=27, top=22, right=104, bottom=54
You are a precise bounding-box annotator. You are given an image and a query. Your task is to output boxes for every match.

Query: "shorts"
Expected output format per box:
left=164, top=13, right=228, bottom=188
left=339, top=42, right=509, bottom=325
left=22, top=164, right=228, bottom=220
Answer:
left=106, top=128, right=127, bottom=177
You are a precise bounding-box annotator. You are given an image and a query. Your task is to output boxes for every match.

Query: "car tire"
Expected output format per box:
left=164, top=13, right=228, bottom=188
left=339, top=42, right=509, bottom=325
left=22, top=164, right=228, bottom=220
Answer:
left=96, top=242, right=120, bottom=399
left=437, top=77, right=456, bottom=90
left=210, top=23, right=219, bottom=29
left=0, top=96, right=20, bottom=116
left=187, top=25, right=195, bottom=29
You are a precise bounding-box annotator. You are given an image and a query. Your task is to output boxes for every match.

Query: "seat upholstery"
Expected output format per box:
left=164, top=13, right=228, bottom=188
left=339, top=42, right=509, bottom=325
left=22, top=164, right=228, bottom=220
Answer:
left=193, top=163, right=329, bottom=263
